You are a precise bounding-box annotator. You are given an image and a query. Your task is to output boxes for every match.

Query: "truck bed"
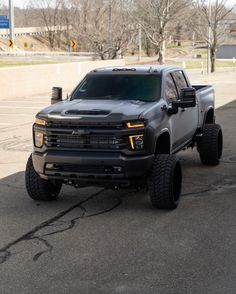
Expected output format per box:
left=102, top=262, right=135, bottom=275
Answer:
left=192, top=85, right=212, bottom=92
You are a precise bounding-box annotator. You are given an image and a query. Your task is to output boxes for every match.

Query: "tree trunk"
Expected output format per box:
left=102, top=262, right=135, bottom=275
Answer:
left=211, top=45, right=216, bottom=73
left=48, top=31, right=55, bottom=49
left=158, top=26, right=165, bottom=64
left=146, top=38, right=153, bottom=56
left=158, top=39, right=165, bottom=64
left=57, top=31, right=61, bottom=48
left=176, top=25, right=182, bottom=47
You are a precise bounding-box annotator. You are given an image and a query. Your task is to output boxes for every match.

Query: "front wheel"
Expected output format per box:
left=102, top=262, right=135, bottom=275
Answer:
left=25, top=155, right=62, bottom=201
left=197, top=123, right=223, bottom=166
left=148, top=154, right=182, bottom=209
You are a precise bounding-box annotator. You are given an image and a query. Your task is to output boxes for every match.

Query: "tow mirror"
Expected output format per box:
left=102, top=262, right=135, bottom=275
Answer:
left=172, top=88, right=196, bottom=109
left=51, top=87, right=62, bottom=105
left=181, top=88, right=196, bottom=107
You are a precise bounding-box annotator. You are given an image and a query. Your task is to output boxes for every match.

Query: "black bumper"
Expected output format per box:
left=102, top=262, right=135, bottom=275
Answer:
left=32, top=151, right=154, bottom=187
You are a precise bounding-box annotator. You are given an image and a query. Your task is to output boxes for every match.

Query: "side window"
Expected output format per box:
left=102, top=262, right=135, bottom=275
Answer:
left=165, top=74, right=178, bottom=104
left=72, top=79, right=87, bottom=98
left=172, top=71, right=188, bottom=97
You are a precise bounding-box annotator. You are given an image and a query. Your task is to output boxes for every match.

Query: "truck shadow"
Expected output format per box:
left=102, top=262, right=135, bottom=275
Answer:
left=0, top=159, right=231, bottom=265
left=0, top=171, right=152, bottom=265
left=179, top=99, right=236, bottom=196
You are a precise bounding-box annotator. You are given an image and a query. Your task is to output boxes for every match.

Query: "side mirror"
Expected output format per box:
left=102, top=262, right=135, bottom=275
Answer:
left=172, top=88, right=196, bottom=108
left=51, top=87, right=62, bottom=105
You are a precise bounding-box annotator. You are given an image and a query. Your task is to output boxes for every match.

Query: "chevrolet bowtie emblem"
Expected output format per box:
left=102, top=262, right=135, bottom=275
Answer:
left=72, top=130, right=90, bottom=136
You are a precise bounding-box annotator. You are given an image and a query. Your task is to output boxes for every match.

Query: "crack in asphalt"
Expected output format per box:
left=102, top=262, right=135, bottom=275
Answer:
left=0, top=189, right=122, bottom=265
left=0, top=122, right=32, bottom=133
left=0, top=169, right=234, bottom=265
left=211, top=183, right=236, bottom=192
left=182, top=188, right=214, bottom=197
left=182, top=179, right=236, bottom=197
left=32, top=236, right=53, bottom=262
left=0, top=182, right=25, bottom=190
left=0, top=136, right=32, bottom=152
left=217, top=154, right=236, bottom=164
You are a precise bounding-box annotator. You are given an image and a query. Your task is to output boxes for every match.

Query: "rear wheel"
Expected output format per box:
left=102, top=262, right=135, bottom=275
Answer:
left=25, top=155, right=62, bottom=201
left=198, top=123, right=223, bottom=165
left=148, top=154, right=182, bottom=209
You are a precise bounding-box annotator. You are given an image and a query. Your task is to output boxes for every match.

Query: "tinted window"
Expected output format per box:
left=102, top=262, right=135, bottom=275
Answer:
left=172, top=71, right=188, bottom=96
left=71, top=74, right=161, bottom=102
left=165, top=74, right=178, bottom=103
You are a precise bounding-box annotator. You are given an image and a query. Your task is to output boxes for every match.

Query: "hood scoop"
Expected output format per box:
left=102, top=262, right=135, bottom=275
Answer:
left=64, top=109, right=110, bottom=116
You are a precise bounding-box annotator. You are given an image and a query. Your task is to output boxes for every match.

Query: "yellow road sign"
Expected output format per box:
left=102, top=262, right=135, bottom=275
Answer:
left=71, top=40, right=77, bottom=49
left=8, top=39, right=13, bottom=48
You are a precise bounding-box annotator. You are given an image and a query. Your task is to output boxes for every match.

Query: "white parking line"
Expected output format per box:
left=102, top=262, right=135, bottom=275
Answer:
left=0, top=113, right=34, bottom=116
left=0, top=106, right=41, bottom=109
left=2, top=100, right=49, bottom=104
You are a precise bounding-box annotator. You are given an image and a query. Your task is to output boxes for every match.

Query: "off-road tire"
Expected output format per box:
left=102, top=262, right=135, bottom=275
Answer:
left=25, top=155, right=62, bottom=201
left=148, top=154, right=182, bottom=209
left=198, top=123, right=223, bottom=166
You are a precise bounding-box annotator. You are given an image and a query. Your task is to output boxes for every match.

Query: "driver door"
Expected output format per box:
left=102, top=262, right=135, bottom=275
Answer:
left=165, top=71, right=198, bottom=151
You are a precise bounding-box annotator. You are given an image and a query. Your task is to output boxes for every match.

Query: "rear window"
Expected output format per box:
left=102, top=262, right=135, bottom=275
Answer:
left=71, top=74, right=161, bottom=102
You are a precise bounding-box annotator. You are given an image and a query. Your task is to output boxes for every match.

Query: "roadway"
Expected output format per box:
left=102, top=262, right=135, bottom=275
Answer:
left=0, top=54, right=94, bottom=63
left=0, top=69, right=236, bottom=293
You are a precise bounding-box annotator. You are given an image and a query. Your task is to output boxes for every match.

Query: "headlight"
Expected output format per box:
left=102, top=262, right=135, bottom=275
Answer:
left=34, top=131, right=44, bottom=148
left=129, top=134, right=144, bottom=150
left=35, top=118, right=47, bottom=126
left=126, top=121, right=144, bottom=128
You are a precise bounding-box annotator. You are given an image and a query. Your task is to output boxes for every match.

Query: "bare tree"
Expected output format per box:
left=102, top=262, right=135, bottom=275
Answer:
left=133, top=0, right=190, bottom=64
left=30, top=0, right=63, bottom=49
left=71, top=0, right=135, bottom=59
left=195, top=0, right=235, bottom=72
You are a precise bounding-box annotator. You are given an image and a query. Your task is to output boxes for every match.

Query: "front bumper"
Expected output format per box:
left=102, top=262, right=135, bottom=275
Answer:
left=32, top=151, right=154, bottom=187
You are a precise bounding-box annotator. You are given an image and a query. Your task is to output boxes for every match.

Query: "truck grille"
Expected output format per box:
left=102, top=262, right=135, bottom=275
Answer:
left=47, top=121, right=123, bottom=130
left=45, top=131, right=127, bottom=150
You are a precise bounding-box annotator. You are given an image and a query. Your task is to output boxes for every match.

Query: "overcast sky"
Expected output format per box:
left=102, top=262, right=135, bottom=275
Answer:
left=2, top=0, right=236, bottom=9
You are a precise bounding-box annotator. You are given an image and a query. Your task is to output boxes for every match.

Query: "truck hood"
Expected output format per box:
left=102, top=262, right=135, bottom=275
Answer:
left=37, top=99, right=156, bottom=121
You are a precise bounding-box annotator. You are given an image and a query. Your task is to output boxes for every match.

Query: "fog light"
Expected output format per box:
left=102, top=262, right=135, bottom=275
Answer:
left=46, top=163, right=54, bottom=169
left=113, top=166, right=123, bottom=173
left=129, top=134, right=144, bottom=150
left=34, top=131, right=44, bottom=148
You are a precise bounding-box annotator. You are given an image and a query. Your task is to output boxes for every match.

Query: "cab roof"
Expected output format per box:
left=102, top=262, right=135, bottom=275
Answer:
left=89, top=65, right=184, bottom=75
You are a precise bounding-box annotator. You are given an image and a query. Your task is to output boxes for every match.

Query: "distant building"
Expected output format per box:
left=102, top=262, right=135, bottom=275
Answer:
left=230, top=24, right=236, bottom=34
left=216, top=45, right=236, bottom=59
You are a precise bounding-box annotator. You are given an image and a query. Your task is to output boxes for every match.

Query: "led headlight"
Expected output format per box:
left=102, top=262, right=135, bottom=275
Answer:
left=129, top=134, right=144, bottom=150
left=126, top=121, right=144, bottom=128
left=34, top=131, right=44, bottom=148
left=35, top=118, right=47, bottom=126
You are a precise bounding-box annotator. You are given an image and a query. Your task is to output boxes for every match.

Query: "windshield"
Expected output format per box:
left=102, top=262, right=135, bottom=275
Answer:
left=71, top=74, right=161, bottom=102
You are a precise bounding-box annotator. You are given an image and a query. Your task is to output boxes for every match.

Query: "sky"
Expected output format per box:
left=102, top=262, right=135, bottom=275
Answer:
left=12, top=0, right=29, bottom=8
left=1, top=0, right=236, bottom=9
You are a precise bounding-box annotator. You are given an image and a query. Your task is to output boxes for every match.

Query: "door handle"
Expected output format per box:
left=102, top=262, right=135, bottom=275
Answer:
left=161, top=105, right=168, bottom=111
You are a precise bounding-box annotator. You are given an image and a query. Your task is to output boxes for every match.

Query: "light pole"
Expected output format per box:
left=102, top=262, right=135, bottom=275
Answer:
left=138, top=23, right=142, bottom=62
left=9, top=0, right=14, bottom=42
left=108, top=0, right=112, bottom=50
left=207, top=0, right=211, bottom=73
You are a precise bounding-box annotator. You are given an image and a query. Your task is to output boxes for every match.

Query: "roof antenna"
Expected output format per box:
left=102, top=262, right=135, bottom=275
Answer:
left=148, top=66, right=154, bottom=73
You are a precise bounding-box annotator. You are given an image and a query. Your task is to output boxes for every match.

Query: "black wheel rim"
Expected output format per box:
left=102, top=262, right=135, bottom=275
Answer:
left=172, top=161, right=182, bottom=203
left=217, top=130, right=223, bottom=159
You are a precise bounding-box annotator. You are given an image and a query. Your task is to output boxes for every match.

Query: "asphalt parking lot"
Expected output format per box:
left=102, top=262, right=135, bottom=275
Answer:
left=0, top=68, right=236, bottom=294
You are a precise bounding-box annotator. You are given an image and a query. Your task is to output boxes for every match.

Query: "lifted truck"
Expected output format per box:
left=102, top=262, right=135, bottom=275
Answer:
left=25, top=66, right=223, bottom=209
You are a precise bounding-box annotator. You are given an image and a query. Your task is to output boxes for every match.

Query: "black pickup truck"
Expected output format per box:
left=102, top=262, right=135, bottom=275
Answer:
left=25, top=66, right=223, bottom=209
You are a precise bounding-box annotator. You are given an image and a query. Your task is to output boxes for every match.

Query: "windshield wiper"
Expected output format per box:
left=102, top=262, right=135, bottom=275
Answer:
left=72, top=95, right=123, bottom=100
